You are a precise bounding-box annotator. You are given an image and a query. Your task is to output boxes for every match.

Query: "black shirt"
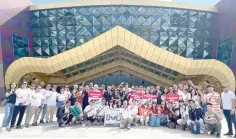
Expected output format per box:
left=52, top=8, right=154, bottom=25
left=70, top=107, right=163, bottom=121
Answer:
left=103, top=91, right=113, bottom=103
left=6, top=91, right=16, bottom=104
left=189, top=107, right=204, bottom=121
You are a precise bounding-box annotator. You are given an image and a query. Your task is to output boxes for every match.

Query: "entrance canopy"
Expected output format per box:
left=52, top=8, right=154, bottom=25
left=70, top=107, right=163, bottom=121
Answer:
left=5, top=26, right=235, bottom=90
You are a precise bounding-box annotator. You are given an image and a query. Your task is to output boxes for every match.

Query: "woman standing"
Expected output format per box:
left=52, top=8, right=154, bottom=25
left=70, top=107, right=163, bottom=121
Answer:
left=82, top=85, right=89, bottom=110
left=56, top=87, right=67, bottom=108
left=1, top=82, right=17, bottom=131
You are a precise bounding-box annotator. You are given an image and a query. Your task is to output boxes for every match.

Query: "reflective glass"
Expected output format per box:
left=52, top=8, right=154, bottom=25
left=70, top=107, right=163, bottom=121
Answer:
left=31, top=6, right=216, bottom=58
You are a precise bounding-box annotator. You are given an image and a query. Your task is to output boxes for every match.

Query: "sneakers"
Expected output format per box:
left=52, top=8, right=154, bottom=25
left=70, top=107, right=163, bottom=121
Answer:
left=127, top=126, right=131, bottom=130
left=1, top=127, right=7, bottom=131
left=16, top=125, right=23, bottom=129
left=224, top=132, right=233, bottom=136
left=216, top=133, right=221, bottom=138
left=32, top=123, right=38, bottom=126
left=25, top=124, right=29, bottom=128
left=40, top=120, right=44, bottom=124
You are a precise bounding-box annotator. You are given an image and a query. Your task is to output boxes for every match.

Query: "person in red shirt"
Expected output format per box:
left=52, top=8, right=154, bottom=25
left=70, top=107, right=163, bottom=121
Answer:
left=160, top=101, right=168, bottom=126
left=137, top=104, right=151, bottom=125
left=149, top=102, right=162, bottom=127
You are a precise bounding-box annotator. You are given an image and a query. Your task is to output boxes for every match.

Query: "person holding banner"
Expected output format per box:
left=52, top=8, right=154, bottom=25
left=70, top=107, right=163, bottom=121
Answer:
left=83, top=99, right=97, bottom=125
left=120, top=100, right=133, bottom=130
left=95, top=98, right=108, bottom=125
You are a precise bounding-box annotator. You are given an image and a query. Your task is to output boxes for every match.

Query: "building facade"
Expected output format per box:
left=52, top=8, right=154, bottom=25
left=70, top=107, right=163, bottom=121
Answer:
left=0, top=0, right=236, bottom=98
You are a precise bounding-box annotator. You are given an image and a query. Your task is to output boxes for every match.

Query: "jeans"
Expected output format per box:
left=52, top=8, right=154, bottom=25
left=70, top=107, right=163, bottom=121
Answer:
left=2, top=103, right=15, bottom=128
left=10, top=105, right=26, bottom=127
left=223, top=109, right=236, bottom=134
left=160, top=115, right=168, bottom=126
left=40, top=104, right=47, bottom=121
left=150, top=115, right=160, bottom=127
left=57, top=101, right=64, bottom=108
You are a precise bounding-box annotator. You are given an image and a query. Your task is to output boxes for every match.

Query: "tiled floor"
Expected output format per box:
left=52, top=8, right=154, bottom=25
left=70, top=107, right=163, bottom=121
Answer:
left=0, top=107, right=232, bottom=138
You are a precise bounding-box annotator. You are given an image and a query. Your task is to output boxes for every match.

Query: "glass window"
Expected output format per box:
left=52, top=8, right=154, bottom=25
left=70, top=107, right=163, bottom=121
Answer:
left=13, top=34, right=29, bottom=59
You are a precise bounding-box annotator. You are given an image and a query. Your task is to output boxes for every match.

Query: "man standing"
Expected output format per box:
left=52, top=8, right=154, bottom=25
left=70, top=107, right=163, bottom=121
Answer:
left=45, top=85, right=58, bottom=123
left=103, top=86, right=113, bottom=104
left=10, top=81, right=31, bottom=129
left=25, top=85, right=44, bottom=127
left=206, top=85, right=221, bottom=115
left=120, top=100, right=133, bottom=130
left=221, top=84, right=236, bottom=137
left=40, top=84, right=51, bottom=124
left=24, top=82, right=35, bottom=127
left=204, top=103, right=221, bottom=138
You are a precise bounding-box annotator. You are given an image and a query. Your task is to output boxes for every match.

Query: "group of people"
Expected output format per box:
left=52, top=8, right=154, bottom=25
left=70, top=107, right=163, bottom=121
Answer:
left=1, top=81, right=236, bottom=138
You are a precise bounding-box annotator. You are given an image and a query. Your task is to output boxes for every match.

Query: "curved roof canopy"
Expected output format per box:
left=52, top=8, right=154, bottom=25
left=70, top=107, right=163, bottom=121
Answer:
left=5, top=26, right=235, bottom=90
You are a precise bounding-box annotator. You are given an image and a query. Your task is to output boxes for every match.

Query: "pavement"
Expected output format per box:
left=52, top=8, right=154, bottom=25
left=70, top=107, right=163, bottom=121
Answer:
left=0, top=107, right=233, bottom=138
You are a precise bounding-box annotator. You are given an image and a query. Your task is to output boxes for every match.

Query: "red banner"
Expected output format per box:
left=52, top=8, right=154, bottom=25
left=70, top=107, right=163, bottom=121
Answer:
left=88, top=91, right=103, bottom=106
left=129, top=92, right=143, bottom=107
left=166, top=94, right=179, bottom=102
left=166, top=94, right=179, bottom=108
left=143, top=95, right=157, bottom=105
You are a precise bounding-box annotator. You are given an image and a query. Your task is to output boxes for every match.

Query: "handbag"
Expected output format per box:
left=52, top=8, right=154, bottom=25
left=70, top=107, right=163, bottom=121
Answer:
left=1, top=99, right=8, bottom=106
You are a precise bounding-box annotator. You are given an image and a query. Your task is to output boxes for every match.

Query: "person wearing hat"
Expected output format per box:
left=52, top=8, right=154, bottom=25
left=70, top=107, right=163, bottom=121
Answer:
left=221, top=84, right=236, bottom=137
left=206, top=84, right=221, bottom=115
left=177, top=100, right=190, bottom=130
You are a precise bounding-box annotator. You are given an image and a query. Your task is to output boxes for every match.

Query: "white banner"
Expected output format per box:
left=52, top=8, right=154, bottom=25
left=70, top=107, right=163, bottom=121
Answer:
left=104, top=108, right=121, bottom=125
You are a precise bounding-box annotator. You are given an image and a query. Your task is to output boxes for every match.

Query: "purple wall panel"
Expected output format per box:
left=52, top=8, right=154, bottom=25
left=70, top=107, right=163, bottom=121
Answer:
left=0, top=0, right=31, bottom=98
left=216, top=0, right=236, bottom=74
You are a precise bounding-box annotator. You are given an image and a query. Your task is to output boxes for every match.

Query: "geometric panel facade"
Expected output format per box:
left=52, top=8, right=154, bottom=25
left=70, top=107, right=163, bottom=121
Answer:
left=13, top=34, right=29, bottom=60
left=31, top=6, right=217, bottom=59
left=217, top=37, right=234, bottom=67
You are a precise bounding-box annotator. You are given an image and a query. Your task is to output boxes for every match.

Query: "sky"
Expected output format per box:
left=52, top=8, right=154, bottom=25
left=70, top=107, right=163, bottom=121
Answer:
left=31, top=0, right=221, bottom=6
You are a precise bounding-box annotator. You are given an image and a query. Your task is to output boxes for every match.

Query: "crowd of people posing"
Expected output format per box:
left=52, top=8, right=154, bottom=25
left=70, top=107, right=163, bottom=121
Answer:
left=1, top=81, right=236, bottom=138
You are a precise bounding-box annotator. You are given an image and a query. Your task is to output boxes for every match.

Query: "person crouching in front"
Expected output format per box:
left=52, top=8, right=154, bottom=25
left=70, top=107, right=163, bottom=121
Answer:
left=71, top=102, right=83, bottom=124
left=95, top=98, right=108, bottom=125
left=204, top=103, right=221, bottom=138
left=120, top=100, right=132, bottom=130
left=57, top=101, right=73, bottom=127
left=177, top=100, right=190, bottom=131
left=188, top=100, right=204, bottom=134
left=83, top=99, right=97, bottom=126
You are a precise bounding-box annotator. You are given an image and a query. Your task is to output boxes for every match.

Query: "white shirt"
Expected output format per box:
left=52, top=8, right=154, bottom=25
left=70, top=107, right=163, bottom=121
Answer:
left=221, top=91, right=236, bottom=110
left=84, top=105, right=97, bottom=117
left=41, top=89, right=52, bottom=104
left=179, top=106, right=189, bottom=118
left=129, top=105, right=138, bottom=116
left=120, top=107, right=132, bottom=119
left=31, top=91, right=44, bottom=106
left=46, top=91, right=57, bottom=106
left=15, top=88, right=31, bottom=106
left=97, top=105, right=108, bottom=116
left=57, top=93, right=67, bottom=101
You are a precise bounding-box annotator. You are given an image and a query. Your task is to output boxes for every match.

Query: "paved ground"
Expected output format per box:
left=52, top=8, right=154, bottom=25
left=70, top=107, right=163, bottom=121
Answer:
left=0, top=107, right=232, bottom=138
